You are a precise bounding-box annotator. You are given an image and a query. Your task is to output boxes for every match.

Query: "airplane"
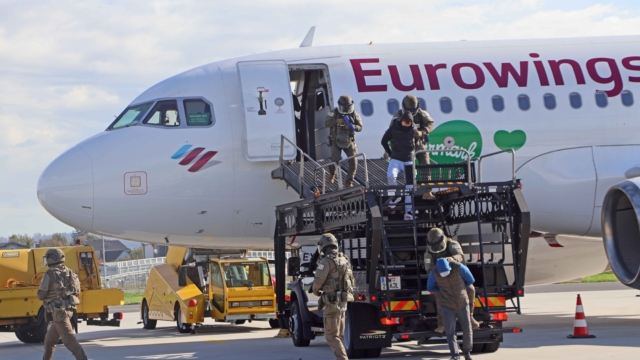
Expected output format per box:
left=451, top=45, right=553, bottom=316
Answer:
left=37, top=29, right=640, bottom=289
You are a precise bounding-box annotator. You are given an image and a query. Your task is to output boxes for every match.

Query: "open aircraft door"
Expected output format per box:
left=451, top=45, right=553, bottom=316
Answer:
left=237, top=60, right=296, bottom=161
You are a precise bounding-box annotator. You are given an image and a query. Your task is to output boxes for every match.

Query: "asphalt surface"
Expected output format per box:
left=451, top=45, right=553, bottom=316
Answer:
left=1, top=283, right=638, bottom=359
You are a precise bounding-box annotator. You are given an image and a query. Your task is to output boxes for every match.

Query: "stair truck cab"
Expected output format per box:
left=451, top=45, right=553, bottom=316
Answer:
left=271, top=138, right=529, bottom=357
left=0, top=246, right=125, bottom=343
left=141, top=246, right=278, bottom=333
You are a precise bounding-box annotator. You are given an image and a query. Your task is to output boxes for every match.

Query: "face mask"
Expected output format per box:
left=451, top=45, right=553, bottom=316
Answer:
left=440, top=270, right=451, bottom=277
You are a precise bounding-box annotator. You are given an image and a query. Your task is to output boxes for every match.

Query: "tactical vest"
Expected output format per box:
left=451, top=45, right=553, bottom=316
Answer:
left=425, top=240, right=466, bottom=272
left=434, top=266, right=469, bottom=311
left=322, top=253, right=355, bottom=302
left=331, top=111, right=357, bottom=149
left=43, top=265, right=81, bottom=312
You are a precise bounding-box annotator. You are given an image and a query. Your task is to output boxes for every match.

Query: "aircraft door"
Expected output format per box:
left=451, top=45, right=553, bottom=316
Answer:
left=237, top=60, right=296, bottom=161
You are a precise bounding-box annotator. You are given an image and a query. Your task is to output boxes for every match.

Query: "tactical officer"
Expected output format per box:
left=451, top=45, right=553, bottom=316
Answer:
left=427, top=258, right=475, bottom=360
left=312, top=234, right=354, bottom=360
left=425, top=228, right=480, bottom=332
left=390, top=95, right=435, bottom=200
left=326, top=95, right=363, bottom=188
left=37, top=248, right=87, bottom=360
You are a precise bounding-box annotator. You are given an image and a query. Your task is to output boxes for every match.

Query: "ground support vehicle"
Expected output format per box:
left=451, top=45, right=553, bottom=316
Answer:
left=272, top=138, right=529, bottom=357
left=0, top=246, right=124, bottom=343
left=141, top=246, right=278, bottom=333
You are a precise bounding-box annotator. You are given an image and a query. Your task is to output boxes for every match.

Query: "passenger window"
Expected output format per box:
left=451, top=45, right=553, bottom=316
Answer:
left=517, top=94, right=530, bottom=111
left=417, top=97, right=427, bottom=111
left=440, top=97, right=453, bottom=114
left=466, top=96, right=479, bottom=113
left=569, top=92, right=582, bottom=109
left=143, top=100, right=180, bottom=126
left=595, top=91, right=608, bottom=108
left=387, top=99, right=400, bottom=115
left=184, top=99, right=213, bottom=126
left=360, top=100, right=374, bottom=116
left=621, top=90, right=634, bottom=107
left=492, top=95, right=504, bottom=112
left=543, top=93, right=556, bottom=110
left=110, top=102, right=153, bottom=130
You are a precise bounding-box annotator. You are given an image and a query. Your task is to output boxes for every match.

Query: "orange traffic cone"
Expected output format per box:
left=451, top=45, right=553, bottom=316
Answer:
left=567, top=294, right=595, bottom=338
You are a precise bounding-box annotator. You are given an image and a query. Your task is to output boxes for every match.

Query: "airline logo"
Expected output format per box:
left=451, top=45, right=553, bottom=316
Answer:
left=171, top=145, right=220, bottom=172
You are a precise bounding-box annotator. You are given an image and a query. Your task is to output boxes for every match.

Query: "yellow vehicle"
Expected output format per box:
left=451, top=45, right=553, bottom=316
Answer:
left=0, top=246, right=125, bottom=343
left=141, top=247, right=277, bottom=333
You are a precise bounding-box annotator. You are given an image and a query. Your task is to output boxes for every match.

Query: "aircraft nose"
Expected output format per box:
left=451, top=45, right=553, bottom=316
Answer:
left=37, top=146, right=94, bottom=231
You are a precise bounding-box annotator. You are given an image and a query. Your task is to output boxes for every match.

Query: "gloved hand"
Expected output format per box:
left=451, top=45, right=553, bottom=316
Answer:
left=383, top=152, right=391, bottom=161
left=337, top=118, right=346, bottom=125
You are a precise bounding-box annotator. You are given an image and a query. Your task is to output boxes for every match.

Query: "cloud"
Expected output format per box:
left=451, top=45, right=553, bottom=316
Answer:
left=0, top=0, right=639, bottom=236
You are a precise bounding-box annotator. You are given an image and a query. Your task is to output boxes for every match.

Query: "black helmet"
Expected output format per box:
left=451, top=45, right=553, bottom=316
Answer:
left=402, top=94, right=420, bottom=115
left=337, top=95, right=354, bottom=115
left=317, top=233, right=339, bottom=253
left=427, top=228, right=447, bottom=254
left=45, top=248, right=65, bottom=266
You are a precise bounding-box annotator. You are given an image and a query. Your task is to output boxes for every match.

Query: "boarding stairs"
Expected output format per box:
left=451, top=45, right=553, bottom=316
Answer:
left=273, top=135, right=529, bottom=319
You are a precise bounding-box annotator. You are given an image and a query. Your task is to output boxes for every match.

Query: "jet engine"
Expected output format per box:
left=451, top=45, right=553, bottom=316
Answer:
left=601, top=178, right=640, bottom=290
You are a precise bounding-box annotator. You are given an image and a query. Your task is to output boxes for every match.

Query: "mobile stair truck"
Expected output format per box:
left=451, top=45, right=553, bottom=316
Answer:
left=141, top=246, right=278, bottom=333
left=0, top=246, right=124, bottom=343
left=271, top=136, right=530, bottom=358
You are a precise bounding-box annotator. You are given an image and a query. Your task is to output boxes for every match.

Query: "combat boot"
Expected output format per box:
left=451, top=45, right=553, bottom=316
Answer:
left=344, top=182, right=354, bottom=188
left=434, top=326, right=445, bottom=333
left=422, top=191, right=435, bottom=200
left=328, top=173, right=335, bottom=184
left=463, top=352, right=473, bottom=360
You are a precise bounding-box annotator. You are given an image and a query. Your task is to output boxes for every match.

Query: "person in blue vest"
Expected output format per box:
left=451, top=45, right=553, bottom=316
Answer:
left=427, top=258, right=475, bottom=360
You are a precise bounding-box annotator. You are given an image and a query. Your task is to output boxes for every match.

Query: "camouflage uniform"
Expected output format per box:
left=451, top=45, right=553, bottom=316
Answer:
left=425, top=228, right=480, bottom=331
left=37, top=249, right=87, bottom=360
left=389, top=95, right=435, bottom=165
left=312, top=234, right=351, bottom=360
left=326, top=95, right=363, bottom=187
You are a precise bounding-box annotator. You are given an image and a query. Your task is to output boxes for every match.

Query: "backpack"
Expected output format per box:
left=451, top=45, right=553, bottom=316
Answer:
left=329, top=253, right=355, bottom=302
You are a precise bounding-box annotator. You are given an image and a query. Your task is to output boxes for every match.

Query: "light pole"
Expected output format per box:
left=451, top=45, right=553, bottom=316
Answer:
left=102, top=235, right=107, bottom=285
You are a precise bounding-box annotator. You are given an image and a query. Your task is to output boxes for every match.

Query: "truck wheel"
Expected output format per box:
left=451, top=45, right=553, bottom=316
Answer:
left=363, top=347, right=382, bottom=358
left=289, top=301, right=310, bottom=347
left=268, top=319, right=280, bottom=328
left=142, top=301, right=157, bottom=330
left=234, top=320, right=246, bottom=325
left=15, top=328, right=39, bottom=344
left=484, top=341, right=501, bottom=353
left=344, top=308, right=364, bottom=359
left=175, top=306, right=192, bottom=334
left=35, top=307, right=49, bottom=342
left=471, top=343, right=486, bottom=353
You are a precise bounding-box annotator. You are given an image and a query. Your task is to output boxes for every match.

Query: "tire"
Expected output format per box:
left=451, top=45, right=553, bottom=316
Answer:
left=175, top=306, right=192, bottom=334
left=235, top=320, right=246, bottom=325
left=289, top=301, right=310, bottom=347
left=484, top=341, right=501, bottom=353
left=142, top=301, right=157, bottom=330
left=344, top=308, right=364, bottom=359
left=15, top=328, right=39, bottom=344
left=268, top=319, right=280, bottom=328
left=363, top=347, right=382, bottom=358
left=471, top=343, right=486, bottom=353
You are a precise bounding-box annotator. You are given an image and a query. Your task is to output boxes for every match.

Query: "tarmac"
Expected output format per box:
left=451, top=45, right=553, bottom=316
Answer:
left=1, top=283, right=638, bottom=360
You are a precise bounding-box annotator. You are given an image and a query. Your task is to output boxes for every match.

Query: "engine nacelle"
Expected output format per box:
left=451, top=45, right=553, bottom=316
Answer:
left=602, top=178, right=640, bottom=290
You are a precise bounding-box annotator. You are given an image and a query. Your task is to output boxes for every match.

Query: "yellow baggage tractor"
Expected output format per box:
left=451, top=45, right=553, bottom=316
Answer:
left=0, top=246, right=124, bottom=343
left=141, top=246, right=277, bottom=333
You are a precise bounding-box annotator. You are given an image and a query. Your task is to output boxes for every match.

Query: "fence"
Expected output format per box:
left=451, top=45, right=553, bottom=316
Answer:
left=100, top=257, right=166, bottom=291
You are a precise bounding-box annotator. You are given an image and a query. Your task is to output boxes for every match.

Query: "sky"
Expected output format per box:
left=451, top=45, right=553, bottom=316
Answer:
left=0, top=0, right=639, bottom=237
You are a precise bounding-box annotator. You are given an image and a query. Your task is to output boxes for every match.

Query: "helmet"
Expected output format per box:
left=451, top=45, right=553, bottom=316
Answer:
left=427, top=228, right=447, bottom=254
left=317, top=233, right=339, bottom=253
left=402, top=94, right=420, bottom=115
left=45, top=248, right=65, bottom=266
left=337, top=95, right=354, bottom=115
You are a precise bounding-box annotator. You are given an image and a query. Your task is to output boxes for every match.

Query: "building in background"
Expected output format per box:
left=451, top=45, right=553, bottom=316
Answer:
left=83, top=239, right=131, bottom=262
left=0, top=242, right=30, bottom=250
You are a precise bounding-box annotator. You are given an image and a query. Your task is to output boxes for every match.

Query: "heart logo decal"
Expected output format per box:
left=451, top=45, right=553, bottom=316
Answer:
left=493, top=130, right=526, bottom=151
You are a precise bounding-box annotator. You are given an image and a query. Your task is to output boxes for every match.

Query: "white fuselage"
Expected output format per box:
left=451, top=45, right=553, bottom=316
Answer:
left=37, top=36, right=640, bottom=284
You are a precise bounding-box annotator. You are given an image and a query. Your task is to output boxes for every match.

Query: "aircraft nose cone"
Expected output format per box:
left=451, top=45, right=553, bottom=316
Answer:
left=37, top=146, right=94, bottom=231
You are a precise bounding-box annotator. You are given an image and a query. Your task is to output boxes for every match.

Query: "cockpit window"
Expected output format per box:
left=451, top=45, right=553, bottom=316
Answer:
left=184, top=99, right=213, bottom=126
left=110, top=102, right=153, bottom=130
left=143, top=100, right=181, bottom=127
